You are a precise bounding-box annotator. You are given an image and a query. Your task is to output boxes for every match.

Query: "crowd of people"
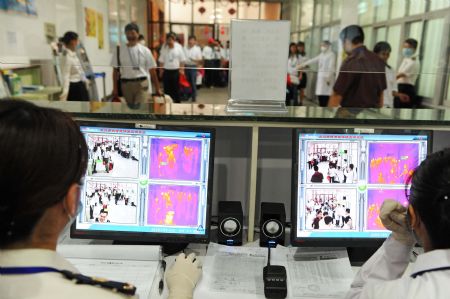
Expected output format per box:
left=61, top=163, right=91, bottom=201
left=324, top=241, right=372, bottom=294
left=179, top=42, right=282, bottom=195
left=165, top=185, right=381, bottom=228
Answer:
left=307, top=148, right=357, bottom=184
left=85, top=184, right=137, bottom=224
left=287, top=25, right=421, bottom=109
left=306, top=194, right=354, bottom=230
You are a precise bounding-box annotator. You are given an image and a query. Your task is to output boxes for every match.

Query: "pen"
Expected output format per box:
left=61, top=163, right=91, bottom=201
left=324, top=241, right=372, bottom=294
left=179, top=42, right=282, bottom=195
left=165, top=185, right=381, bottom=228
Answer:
left=159, top=260, right=166, bottom=295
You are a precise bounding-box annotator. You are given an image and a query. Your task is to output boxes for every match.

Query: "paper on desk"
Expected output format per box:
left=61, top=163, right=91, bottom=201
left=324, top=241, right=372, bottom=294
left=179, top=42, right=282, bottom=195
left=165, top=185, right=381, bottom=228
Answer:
left=58, top=245, right=161, bottom=299
left=195, top=243, right=290, bottom=299
left=287, top=248, right=353, bottom=299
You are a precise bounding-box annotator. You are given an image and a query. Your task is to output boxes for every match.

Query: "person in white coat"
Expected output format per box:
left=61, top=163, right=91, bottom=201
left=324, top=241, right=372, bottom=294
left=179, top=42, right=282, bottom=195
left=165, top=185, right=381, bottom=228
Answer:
left=0, top=100, right=201, bottom=299
left=346, top=148, right=450, bottom=299
left=299, top=41, right=336, bottom=107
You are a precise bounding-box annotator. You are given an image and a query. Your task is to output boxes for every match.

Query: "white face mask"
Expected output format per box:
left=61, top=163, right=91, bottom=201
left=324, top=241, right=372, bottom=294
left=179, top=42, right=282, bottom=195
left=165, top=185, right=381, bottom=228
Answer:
left=320, top=46, right=328, bottom=53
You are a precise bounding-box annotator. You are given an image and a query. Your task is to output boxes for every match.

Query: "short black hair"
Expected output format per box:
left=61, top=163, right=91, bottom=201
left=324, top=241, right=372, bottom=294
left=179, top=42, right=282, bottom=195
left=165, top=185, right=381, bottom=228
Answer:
left=314, top=165, right=319, bottom=171
left=324, top=216, right=333, bottom=225
left=297, top=41, right=305, bottom=47
left=138, top=34, right=145, bottom=40
left=340, top=25, right=365, bottom=44
left=405, top=38, right=418, bottom=49
left=407, top=149, right=450, bottom=249
left=346, top=208, right=350, bottom=213
left=125, top=23, right=139, bottom=33
left=373, top=41, right=392, bottom=54
left=0, top=100, right=88, bottom=247
left=166, top=32, right=177, bottom=40
left=322, top=40, right=331, bottom=46
left=188, top=35, right=196, bottom=41
left=62, top=31, right=78, bottom=45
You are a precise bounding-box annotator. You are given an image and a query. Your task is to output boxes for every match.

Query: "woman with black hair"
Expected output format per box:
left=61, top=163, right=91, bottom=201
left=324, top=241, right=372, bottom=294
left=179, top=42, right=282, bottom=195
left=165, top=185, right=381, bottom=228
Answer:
left=0, top=100, right=201, bottom=299
left=59, top=31, right=90, bottom=101
left=347, top=149, right=450, bottom=299
left=287, top=42, right=300, bottom=106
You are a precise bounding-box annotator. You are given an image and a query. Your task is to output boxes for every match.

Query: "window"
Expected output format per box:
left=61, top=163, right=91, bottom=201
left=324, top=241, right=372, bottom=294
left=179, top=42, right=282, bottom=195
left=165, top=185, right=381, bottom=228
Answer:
left=216, top=1, right=238, bottom=24
left=322, top=0, right=331, bottom=24
left=358, top=0, right=374, bottom=26
left=300, top=0, right=314, bottom=29
left=408, top=21, right=423, bottom=42
left=261, top=3, right=281, bottom=20
left=387, top=25, right=401, bottom=69
left=418, top=18, right=445, bottom=99
left=331, top=0, right=342, bottom=21
left=391, top=0, right=406, bottom=19
left=321, top=26, right=331, bottom=41
left=363, top=26, right=374, bottom=49
left=169, top=2, right=192, bottom=23
left=430, top=0, right=450, bottom=11
left=375, top=26, right=387, bottom=42
left=375, top=0, right=389, bottom=22
left=193, top=1, right=215, bottom=24
left=408, top=0, right=426, bottom=15
left=314, top=1, right=323, bottom=25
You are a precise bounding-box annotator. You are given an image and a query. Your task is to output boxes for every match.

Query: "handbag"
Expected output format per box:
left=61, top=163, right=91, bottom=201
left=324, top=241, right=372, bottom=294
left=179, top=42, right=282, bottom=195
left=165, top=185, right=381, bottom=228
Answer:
left=116, top=45, right=123, bottom=97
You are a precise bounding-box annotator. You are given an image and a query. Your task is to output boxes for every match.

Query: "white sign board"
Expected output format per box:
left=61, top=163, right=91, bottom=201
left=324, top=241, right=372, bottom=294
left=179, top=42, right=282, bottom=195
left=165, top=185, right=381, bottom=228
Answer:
left=230, top=20, right=290, bottom=102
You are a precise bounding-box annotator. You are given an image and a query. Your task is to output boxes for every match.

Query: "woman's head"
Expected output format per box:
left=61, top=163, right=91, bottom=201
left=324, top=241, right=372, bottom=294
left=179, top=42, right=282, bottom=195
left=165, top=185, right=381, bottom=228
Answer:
left=0, top=100, right=88, bottom=248
left=61, top=31, right=79, bottom=50
left=289, top=42, right=298, bottom=56
left=373, top=41, right=392, bottom=63
left=407, top=149, right=450, bottom=250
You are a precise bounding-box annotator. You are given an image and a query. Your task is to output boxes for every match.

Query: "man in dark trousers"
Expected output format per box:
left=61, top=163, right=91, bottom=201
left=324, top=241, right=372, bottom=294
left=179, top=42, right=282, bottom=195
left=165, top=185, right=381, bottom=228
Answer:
left=329, top=25, right=386, bottom=108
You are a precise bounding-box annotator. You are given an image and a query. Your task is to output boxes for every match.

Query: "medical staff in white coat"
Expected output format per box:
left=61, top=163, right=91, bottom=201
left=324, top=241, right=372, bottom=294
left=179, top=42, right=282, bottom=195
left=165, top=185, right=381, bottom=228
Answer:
left=0, top=100, right=201, bottom=299
left=299, top=41, right=336, bottom=107
left=346, top=148, right=450, bottom=299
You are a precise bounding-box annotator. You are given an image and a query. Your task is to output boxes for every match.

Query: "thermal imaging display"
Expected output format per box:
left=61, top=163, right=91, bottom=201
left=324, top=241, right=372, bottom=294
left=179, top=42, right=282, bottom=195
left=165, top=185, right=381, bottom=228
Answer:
left=150, top=138, right=202, bottom=181
left=293, top=131, right=429, bottom=241
left=147, top=185, right=200, bottom=226
left=366, top=189, right=409, bottom=231
left=368, top=143, right=419, bottom=185
left=74, top=125, right=213, bottom=239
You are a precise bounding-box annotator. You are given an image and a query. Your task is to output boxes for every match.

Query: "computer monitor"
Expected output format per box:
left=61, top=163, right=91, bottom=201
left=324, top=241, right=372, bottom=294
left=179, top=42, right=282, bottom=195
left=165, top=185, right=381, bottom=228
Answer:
left=71, top=121, right=215, bottom=245
left=291, top=128, right=432, bottom=247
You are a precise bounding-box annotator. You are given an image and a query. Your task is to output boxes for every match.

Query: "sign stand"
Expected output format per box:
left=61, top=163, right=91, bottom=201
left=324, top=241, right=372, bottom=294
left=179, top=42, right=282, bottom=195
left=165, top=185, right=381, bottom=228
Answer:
left=226, top=20, right=290, bottom=114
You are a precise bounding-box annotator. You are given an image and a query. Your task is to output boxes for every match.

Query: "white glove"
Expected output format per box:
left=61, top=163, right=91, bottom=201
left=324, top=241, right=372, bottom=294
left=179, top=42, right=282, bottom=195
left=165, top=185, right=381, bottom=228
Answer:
left=380, top=200, right=415, bottom=246
left=166, top=252, right=202, bottom=299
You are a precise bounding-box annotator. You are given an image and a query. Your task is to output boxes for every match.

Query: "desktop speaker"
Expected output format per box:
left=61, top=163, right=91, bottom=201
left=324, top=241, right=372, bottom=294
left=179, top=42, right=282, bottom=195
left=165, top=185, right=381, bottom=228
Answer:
left=260, top=202, right=285, bottom=247
left=218, top=201, right=243, bottom=246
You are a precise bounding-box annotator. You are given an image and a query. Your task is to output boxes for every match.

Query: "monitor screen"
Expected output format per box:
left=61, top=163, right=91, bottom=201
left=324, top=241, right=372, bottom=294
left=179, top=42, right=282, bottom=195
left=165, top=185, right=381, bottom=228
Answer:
left=291, top=129, right=431, bottom=246
left=71, top=122, right=214, bottom=244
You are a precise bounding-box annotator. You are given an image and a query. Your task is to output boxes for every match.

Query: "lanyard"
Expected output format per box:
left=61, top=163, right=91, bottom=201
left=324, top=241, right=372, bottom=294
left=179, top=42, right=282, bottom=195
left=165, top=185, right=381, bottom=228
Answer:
left=0, top=266, right=59, bottom=275
left=411, top=266, right=450, bottom=278
left=0, top=266, right=136, bottom=295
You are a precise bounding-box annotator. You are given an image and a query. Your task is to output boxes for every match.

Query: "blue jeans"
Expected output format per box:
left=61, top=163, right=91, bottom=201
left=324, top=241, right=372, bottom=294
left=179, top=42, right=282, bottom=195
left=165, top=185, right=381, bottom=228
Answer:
left=185, top=67, right=197, bottom=101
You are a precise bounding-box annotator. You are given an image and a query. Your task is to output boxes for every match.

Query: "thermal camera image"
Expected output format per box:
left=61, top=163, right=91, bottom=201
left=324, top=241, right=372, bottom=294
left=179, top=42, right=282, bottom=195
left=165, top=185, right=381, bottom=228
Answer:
left=149, top=138, right=202, bottom=181
left=368, top=142, right=419, bottom=185
left=366, top=189, right=409, bottom=230
left=147, top=184, right=200, bottom=226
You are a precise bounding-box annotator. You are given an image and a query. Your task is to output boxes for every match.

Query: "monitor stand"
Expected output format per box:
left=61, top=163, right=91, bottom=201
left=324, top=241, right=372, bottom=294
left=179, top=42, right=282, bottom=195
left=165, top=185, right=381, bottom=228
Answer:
left=347, top=247, right=378, bottom=266
left=113, top=241, right=189, bottom=256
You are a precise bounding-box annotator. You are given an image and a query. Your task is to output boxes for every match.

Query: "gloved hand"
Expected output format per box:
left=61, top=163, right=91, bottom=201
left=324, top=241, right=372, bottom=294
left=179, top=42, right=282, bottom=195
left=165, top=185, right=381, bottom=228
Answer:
left=380, top=200, right=415, bottom=246
left=166, top=252, right=202, bottom=299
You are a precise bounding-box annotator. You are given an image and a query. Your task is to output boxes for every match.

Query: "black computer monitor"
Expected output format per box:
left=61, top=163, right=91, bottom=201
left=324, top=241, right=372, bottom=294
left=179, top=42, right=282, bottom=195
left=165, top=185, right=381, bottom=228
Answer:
left=291, top=128, right=432, bottom=248
left=71, top=121, right=215, bottom=245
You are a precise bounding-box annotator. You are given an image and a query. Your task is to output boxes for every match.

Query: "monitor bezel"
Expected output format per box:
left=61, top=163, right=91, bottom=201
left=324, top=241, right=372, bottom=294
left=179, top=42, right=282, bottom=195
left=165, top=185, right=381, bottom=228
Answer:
left=290, top=127, right=433, bottom=247
left=71, top=120, right=215, bottom=244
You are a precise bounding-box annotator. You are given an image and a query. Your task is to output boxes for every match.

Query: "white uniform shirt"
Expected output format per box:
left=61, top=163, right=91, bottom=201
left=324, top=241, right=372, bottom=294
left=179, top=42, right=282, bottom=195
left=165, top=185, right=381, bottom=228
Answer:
left=0, top=249, right=130, bottom=299
left=60, top=49, right=86, bottom=100
left=158, top=44, right=186, bottom=70
left=347, top=237, right=450, bottom=299
left=184, top=45, right=202, bottom=66
left=397, top=56, right=420, bottom=85
left=301, top=50, right=336, bottom=96
left=202, top=46, right=214, bottom=60
left=287, top=55, right=300, bottom=84
left=111, top=44, right=156, bottom=79
left=383, top=65, right=398, bottom=108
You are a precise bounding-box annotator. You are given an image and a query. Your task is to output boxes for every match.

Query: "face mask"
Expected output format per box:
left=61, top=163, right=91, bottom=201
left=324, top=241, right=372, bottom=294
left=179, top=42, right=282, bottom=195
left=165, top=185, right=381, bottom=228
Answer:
left=406, top=209, right=422, bottom=247
left=320, top=46, right=328, bottom=53
left=403, top=48, right=415, bottom=57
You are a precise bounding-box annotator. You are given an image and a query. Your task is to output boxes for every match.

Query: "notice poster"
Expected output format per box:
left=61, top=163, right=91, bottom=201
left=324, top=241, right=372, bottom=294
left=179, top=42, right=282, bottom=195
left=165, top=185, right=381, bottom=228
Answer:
left=97, top=12, right=104, bottom=49
left=85, top=7, right=97, bottom=37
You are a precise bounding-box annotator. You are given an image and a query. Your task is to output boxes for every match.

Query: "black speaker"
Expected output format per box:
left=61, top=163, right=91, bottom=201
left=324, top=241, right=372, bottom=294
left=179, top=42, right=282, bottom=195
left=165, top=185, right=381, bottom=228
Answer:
left=260, top=202, right=285, bottom=247
left=218, top=201, right=243, bottom=246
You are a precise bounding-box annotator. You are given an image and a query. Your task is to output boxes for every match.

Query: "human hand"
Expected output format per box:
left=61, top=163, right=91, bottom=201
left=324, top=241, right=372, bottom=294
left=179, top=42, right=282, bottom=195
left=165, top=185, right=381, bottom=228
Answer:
left=166, top=253, right=202, bottom=299
left=380, top=200, right=414, bottom=246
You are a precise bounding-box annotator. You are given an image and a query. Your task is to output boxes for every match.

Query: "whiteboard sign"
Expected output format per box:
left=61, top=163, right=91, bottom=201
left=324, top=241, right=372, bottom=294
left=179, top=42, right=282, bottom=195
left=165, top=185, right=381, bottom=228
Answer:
left=230, top=20, right=290, bottom=102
